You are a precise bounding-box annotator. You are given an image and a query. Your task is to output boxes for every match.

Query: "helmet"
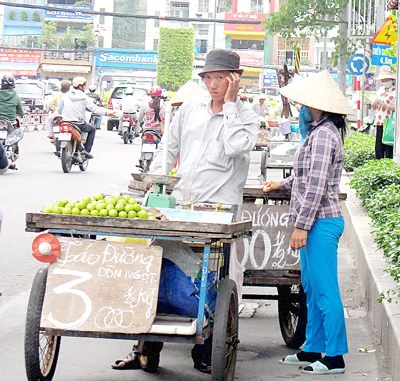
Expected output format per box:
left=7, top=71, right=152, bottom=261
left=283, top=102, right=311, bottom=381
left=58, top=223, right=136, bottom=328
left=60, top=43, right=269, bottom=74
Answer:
left=88, top=85, right=96, bottom=92
left=125, top=87, right=134, bottom=95
left=149, top=85, right=162, bottom=97
left=1, top=73, right=15, bottom=89
left=72, top=76, right=87, bottom=88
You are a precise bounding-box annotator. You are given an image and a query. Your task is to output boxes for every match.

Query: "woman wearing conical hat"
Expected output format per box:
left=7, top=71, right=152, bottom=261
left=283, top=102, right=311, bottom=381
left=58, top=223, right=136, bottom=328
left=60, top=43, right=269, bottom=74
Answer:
left=263, top=71, right=353, bottom=375
left=371, top=65, right=396, bottom=159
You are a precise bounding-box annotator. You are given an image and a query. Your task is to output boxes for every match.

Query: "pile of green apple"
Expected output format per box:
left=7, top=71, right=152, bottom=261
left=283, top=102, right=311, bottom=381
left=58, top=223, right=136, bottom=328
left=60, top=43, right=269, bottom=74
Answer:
left=41, top=193, right=157, bottom=220
left=168, top=168, right=178, bottom=176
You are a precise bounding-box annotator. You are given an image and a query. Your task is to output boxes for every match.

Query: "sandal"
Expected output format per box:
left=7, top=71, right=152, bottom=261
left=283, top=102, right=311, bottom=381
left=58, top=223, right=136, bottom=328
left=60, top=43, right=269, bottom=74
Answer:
left=302, top=360, right=345, bottom=375
left=111, top=350, right=141, bottom=370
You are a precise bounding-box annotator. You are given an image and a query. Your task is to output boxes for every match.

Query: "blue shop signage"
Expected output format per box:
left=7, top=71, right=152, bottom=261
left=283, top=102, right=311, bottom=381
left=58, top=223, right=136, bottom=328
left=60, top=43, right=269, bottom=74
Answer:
left=45, top=5, right=92, bottom=21
left=262, top=69, right=279, bottom=87
left=371, top=44, right=397, bottom=66
left=96, top=49, right=158, bottom=70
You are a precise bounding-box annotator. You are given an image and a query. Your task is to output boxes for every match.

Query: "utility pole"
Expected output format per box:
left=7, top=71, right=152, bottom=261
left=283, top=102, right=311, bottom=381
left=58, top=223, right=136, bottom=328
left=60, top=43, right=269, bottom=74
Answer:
left=91, top=29, right=99, bottom=87
left=337, top=7, right=348, bottom=95
left=212, top=0, right=217, bottom=49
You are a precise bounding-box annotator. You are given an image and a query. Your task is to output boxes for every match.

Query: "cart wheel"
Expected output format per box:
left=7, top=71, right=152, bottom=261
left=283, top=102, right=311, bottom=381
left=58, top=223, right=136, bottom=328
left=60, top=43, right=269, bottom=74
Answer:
left=260, top=150, right=267, bottom=182
left=211, top=279, right=239, bottom=381
left=277, top=284, right=307, bottom=349
left=25, top=267, right=61, bottom=381
left=138, top=341, right=163, bottom=373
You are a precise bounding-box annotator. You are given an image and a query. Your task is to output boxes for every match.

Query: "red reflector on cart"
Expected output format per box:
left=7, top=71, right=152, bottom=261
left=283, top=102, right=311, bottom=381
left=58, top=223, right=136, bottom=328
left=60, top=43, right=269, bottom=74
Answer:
left=32, top=233, right=61, bottom=263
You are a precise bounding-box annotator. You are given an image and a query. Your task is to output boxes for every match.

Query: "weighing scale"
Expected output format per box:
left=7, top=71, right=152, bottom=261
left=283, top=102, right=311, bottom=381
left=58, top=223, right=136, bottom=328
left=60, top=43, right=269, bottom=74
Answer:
left=141, top=173, right=179, bottom=208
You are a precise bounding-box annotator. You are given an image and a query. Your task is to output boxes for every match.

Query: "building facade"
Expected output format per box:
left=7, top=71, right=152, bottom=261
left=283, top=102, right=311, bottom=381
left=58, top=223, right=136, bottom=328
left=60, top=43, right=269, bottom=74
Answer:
left=0, top=0, right=341, bottom=89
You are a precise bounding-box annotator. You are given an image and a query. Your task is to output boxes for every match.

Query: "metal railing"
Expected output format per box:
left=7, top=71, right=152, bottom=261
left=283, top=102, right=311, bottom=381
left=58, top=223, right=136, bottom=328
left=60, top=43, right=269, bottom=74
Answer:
left=43, top=51, right=91, bottom=62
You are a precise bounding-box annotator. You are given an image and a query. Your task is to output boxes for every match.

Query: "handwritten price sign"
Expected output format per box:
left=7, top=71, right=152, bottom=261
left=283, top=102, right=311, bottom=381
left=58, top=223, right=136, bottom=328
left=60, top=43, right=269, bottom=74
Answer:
left=236, top=204, right=300, bottom=270
left=41, top=238, right=163, bottom=334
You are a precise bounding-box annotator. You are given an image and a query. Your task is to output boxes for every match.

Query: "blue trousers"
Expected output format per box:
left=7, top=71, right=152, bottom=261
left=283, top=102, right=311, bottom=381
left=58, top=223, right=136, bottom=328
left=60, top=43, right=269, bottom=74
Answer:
left=300, top=217, right=348, bottom=356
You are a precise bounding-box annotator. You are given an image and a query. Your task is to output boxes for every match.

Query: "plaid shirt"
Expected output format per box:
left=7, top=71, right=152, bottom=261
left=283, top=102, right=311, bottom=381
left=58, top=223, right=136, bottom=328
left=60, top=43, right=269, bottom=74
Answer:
left=280, top=116, right=343, bottom=230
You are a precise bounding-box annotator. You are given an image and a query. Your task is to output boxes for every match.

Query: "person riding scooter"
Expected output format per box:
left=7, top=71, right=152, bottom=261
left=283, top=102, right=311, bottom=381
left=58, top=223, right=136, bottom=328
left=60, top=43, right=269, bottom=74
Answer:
left=118, top=87, right=140, bottom=135
left=0, top=73, right=24, bottom=160
left=138, top=85, right=165, bottom=133
left=57, top=76, right=116, bottom=159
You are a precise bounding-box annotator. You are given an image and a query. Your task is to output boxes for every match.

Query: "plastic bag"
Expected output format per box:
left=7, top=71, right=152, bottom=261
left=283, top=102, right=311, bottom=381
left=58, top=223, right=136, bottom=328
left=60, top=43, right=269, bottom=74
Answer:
left=157, top=258, right=217, bottom=318
left=152, top=239, right=201, bottom=278
left=382, top=112, right=395, bottom=146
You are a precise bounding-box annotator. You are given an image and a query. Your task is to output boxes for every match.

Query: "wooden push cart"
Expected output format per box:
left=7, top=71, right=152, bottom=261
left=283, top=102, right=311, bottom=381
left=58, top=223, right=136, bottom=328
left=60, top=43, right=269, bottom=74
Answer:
left=24, top=212, right=252, bottom=381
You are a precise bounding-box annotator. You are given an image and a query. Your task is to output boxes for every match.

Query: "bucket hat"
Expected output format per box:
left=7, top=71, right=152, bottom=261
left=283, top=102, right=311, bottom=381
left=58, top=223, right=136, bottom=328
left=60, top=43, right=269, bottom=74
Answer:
left=376, top=65, right=396, bottom=80
left=279, top=70, right=354, bottom=115
left=198, top=49, right=244, bottom=77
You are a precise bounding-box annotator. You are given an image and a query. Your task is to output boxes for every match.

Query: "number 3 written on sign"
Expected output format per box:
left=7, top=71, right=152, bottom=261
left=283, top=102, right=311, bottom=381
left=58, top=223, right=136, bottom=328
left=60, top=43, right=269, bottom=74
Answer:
left=47, top=268, right=93, bottom=329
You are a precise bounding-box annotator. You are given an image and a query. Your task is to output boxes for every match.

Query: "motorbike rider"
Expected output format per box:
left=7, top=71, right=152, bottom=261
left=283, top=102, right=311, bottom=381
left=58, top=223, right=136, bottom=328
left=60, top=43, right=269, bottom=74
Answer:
left=138, top=85, right=165, bottom=133
left=0, top=73, right=24, bottom=159
left=57, top=76, right=116, bottom=159
left=136, top=85, right=165, bottom=169
left=118, top=86, right=140, bottom=135
left=45, top=80, right=71, bottom=141
left=87, top=84, right=102, bottom=129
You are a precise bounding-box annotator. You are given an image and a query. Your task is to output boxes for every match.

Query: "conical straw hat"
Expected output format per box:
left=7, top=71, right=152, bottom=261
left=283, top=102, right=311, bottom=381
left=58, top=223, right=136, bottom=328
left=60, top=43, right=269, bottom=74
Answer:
left=279, top=70, right=354, bottom=115
left=170, top=80, right=207, bottom=105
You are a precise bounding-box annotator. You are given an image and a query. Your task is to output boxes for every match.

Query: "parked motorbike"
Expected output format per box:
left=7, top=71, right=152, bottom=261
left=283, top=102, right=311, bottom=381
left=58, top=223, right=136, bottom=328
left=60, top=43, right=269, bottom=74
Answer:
left=2, top=127, right=24, bottom=170
left=121, top=112, right=140, bottom=144
left=0, top=116, right=22, bottom=170
left=57, top=121, right=89, bottom=173
left=137, top=128, right=162, bottom=173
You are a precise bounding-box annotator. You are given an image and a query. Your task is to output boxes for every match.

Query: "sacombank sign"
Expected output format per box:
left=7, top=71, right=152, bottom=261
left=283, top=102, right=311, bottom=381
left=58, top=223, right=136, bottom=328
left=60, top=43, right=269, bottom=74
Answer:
left=96, top=50, right=158, bottom=70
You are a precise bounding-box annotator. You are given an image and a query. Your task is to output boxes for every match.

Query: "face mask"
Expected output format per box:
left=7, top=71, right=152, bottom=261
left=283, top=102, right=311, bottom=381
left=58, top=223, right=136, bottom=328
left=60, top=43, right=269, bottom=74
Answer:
left=299, top=106, right=312, bottom=141
left=383, top=80, right=393, bottom=89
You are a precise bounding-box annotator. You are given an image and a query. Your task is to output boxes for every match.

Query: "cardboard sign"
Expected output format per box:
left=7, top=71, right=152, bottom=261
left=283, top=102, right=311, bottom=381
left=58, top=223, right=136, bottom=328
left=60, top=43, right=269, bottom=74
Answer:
left=41, top=238, right=163, bottom=334
left=236, top=204, right=300, bottom=270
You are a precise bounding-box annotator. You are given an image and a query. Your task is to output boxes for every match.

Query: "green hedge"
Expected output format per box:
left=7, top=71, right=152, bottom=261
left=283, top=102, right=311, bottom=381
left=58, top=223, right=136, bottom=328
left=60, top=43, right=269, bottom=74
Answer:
left=349, top=159, right=400, bottom=300
left=343, top=131, right=375, bottom=172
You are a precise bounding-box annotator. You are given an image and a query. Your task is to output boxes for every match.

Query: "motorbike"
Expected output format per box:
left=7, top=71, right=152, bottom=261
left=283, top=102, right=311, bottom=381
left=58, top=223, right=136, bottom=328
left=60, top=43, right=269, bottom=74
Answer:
left=121, top=112, right=140, bottom=144
left=50, top=116, right=63, bottom=154
left=57, top=121, right=89, bottom=173
left=0, top=116, right=23, bottom=170
left=137, top=128, right=162, bottom=173
left=2, top=127, right=24, bottom=170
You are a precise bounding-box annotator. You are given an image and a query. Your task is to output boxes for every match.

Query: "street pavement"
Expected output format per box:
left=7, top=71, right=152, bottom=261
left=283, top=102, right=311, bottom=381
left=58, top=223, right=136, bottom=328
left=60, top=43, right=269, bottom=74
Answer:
left=0, top=121, right=392, bottom=380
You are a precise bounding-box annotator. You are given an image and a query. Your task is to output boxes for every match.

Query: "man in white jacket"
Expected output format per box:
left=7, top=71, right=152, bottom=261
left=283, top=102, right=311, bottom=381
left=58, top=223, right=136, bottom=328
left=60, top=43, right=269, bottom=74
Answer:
left=57, top=76, right=116, bottom=158
left=112, top=49, right=258, bottom=374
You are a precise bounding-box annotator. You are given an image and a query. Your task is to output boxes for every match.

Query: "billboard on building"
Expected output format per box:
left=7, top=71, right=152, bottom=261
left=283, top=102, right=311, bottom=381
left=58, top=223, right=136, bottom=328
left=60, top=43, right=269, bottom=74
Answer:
left=96, top=49, right=158, bottom=71
left=45, top=5, right=93, bottom=22
left=0, top=49, right=41, bottom=76
left=224, top=13, right=266, bottom=33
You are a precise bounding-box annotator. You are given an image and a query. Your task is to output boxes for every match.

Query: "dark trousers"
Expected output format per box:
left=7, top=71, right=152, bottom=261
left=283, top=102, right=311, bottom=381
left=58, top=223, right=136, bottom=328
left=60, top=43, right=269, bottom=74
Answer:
left=375, top=125, right=393, bottom=159
left=81, top=122, right=96, bottom=152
